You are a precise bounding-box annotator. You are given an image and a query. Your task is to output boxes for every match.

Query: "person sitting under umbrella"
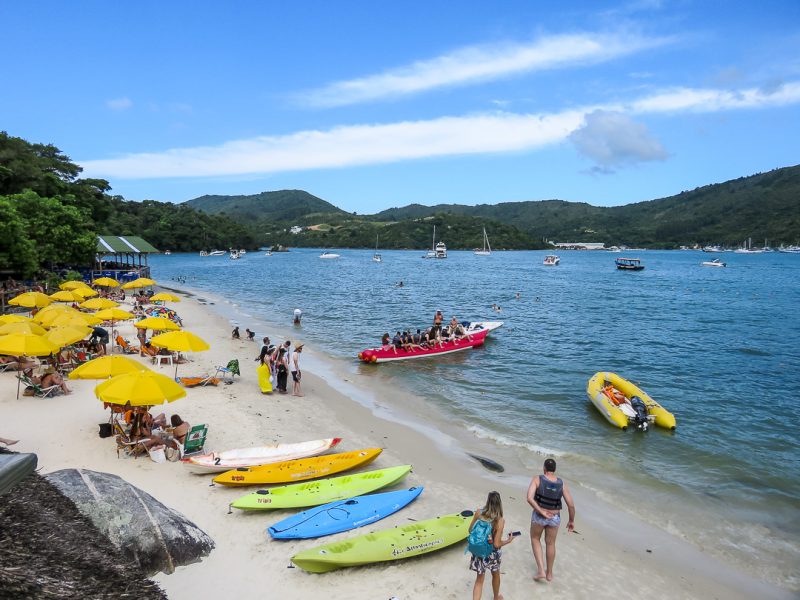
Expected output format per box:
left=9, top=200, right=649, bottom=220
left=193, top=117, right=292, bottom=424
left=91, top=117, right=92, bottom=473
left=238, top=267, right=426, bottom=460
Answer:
left=89, top=326, right=110, bottom=355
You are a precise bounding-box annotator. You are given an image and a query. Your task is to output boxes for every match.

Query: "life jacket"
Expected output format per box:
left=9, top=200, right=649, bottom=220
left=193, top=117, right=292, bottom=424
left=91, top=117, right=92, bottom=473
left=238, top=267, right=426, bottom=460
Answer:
left=466, top=517, right=494, bottom=558
left=534, top=476, right=563, bottom=510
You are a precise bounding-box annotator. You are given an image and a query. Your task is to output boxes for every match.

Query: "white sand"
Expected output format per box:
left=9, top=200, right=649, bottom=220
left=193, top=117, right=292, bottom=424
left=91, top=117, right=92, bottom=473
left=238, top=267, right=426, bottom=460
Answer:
left=1, top=293, right=792, bottom=600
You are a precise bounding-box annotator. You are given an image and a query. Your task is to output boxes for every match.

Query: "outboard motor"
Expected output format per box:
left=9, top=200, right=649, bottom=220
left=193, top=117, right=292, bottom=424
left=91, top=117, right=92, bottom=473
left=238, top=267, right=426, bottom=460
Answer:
left=629, top=396, right=649, bottom=431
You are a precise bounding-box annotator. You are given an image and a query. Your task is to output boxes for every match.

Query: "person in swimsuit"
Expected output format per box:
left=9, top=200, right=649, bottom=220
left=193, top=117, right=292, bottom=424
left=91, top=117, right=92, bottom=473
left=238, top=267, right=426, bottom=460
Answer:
left=526, top=458, right=575, bottom=583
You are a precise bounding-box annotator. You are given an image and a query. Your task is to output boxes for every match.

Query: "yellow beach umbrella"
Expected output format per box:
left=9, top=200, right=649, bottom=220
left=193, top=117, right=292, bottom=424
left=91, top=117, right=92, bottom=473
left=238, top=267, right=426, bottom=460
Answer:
left=35, top=305, right=77, bottom=327
left=0, top=332, right=60, bottom=398
left=122, top=277, right=157, bottom=290
left=0, top=314, right=33, bottom=325
left=48, top=312, right=103, bottom=328
left=59, top=281, right=92, bottom=291
left=43, top=325, right=92, bottom=348
left=50, top=290, right=85, bottom=303
left=8, top=291, right=52, bottom=309
left=72, top=287, right=98, bottom=299
left=150, top=292, right=181, bottom=303
left=95, top=370, right=186, bottom=406
left=94, top=308, right=135, bottom=321
left=80, top=298, right=119, bottom=310
left=151, top=330, right=209, bottom=377
left=69, top=355, right=149, bottom=380
left=134, top=316, right=180, bottom=331
left=92, top=277, right=120, bottom=288
left=0, top=321, right=47, bottom=336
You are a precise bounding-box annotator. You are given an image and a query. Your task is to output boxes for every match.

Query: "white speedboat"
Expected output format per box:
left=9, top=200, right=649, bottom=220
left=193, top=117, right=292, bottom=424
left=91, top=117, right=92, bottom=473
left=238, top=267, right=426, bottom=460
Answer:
left=264, top=251, right=273, bottom=256
left=701, top=258, right=726, bottom=267
left=543, top=255, right=560, bottom=266
left=422, top=225, right=447, bottom=259
left=208, top=250, right=226, bottom=256
left=320, top=251, right=340, bottom=259
left=229, top=250, right=241, bottom=260
left=164, top=250, right=171, bottom=255
left=474, top=227, right=491, bottom=256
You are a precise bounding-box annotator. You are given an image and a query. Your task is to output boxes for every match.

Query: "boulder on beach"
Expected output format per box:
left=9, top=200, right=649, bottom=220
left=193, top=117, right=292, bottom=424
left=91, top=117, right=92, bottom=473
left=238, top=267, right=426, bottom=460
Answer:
left=46, top=468, right=215, bottom=576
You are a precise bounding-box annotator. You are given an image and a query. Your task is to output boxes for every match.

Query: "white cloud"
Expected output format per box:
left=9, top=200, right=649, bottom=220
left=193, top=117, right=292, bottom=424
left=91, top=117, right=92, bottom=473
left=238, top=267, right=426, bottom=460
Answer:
left=83, top=81, right=800, bottom=180
left=570, top=110, right=667, bottom=172
left=299, top=32, right=671, bottom=107
left=106, top=97, right=133, bottom=111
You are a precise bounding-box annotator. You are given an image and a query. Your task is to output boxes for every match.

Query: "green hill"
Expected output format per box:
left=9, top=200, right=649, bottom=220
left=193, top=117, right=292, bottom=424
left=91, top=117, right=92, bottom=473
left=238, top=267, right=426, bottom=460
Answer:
left=185, top=164, right=800, bottom=249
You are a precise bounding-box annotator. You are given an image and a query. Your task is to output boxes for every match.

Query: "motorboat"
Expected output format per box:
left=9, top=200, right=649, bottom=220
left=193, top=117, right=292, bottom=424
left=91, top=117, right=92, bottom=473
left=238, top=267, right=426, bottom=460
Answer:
left=615, top=257, right=644, bottom=270
left=358, top=321, right=501, bottom=364
left=264, top=251, right=273, bottom=256
left=586, top=372, right=676, bottom=431
left=474, top=227, right=491, bottom=256
left=229, top=250, right=241, bottom=260
left=164, top=250, right=171, bottom=255
left=208, top=250, right=226, bottom=256
left=702, top=246, right=724, bottom=253
left=422, top=225, right=447, bottom=259
left=199, top=251, right=208, bottom=257
left=239, top=249, right=247, bottom=255
left=543, top=255, right=560, bottom=266
left=701, top=258, right=726, bottom=267
left=320, top=251, right=340, bottom=259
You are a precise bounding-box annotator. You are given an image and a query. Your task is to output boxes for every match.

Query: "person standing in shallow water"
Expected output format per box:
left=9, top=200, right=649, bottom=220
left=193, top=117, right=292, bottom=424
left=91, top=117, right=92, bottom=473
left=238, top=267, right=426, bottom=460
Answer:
left=526, top=458, right=575, bottom=583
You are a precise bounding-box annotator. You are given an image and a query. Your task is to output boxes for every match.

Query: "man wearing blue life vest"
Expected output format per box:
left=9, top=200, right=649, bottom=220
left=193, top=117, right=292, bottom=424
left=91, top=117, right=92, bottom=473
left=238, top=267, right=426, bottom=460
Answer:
left=526, top=458, right=575, bottom=583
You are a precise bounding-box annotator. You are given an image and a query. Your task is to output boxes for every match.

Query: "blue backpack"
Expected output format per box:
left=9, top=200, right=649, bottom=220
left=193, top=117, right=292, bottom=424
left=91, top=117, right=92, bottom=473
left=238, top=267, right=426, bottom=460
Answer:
left=467, top=518, right=494, bottom=558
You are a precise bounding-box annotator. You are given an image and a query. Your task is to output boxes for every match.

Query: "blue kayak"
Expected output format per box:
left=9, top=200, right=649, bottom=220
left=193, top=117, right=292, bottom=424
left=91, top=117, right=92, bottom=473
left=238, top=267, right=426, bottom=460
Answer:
left=267, top=487, right=423, bottom=540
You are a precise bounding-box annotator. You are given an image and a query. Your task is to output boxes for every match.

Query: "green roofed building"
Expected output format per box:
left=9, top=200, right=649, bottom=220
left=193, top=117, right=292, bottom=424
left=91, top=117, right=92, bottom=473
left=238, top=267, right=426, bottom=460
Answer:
left=95, top=235, right=160, bottom=281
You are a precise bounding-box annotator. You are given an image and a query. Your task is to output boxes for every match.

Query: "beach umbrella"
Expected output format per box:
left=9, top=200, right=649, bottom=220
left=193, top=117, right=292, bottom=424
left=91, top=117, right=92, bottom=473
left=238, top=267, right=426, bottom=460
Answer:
left=150, top=292, right=181, bottom=303
left=8, top=292, right=52, bottom=309
left=92, top=277, right=119, bottom=288
left=122, top=277, right=157, bottom=290
left=94, top=370, right=186, bottom=406
left=94, top=307, right=135, bottom=341
left=0, top=332, right=60, bottom=398
left=69, top=355, right=149, bottom=380
left=0, top=314, right=33, bottom=325
left=48, top=312, right=103, bottom=328
left=150, top=330, right=209, bottom=377
left=72, top=287, right=98, bottom=299
left=0, top=321, right=47, bottom=336
left=59, top=281, right=92, bottom=291
left=80, top=298, right=119, bottom=310
left=49, top=290, right=85, bottom=303
left=134, top=317, right=180, bottom=331
left=143, top=306, right=182, bottom=324
left=34, top=305, right=78, bottom=327
left=43, top=325, right=92, bottom=348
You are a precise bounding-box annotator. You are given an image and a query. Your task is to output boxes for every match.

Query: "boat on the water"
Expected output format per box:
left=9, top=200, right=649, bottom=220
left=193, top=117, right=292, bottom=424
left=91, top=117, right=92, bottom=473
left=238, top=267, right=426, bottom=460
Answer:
left=212, top=448, right=383, bottom=486
left=230, top=465, right=412, bottom=511
left=199, top=251, right=208, bottom=257
left=422, top=226, right=447, bottom=258
left=268, top=486, right=423, bottom=539
left=702, top=245, right=724, bottom=253
left=474, top=227, right=491, bottom=256
left=358, top=321, right=501, bottom=363
left=290, top=510, right=474, bottom=572
left=701, top=258, right=726, bottom=267
left=543, top=255, right=560, bottom=266
left=229, top=250, right=241, bottom=260
left=373, top=235, right=382, bottom=262
left=184, top=437, right=342, bottom=473
left=615, top=257, right=644, bottom=270
left=586, top=372, right=676, bottom=431
left=208, top=250, right=226, bottom=256
left=320, top=251, right=340, bottom=259
left=164, top=250, right=171, bottom=255
left=264, top=251, right=273, bottom=256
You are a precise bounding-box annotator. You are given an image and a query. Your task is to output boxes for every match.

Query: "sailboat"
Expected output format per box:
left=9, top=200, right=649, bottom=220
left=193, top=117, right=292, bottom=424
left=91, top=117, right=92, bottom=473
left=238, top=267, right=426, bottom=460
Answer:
left=373, top=235, right=382, bottom=262
left=474, top=227, right=492, bottom=256
left=423, top=226, right=438, bottom=259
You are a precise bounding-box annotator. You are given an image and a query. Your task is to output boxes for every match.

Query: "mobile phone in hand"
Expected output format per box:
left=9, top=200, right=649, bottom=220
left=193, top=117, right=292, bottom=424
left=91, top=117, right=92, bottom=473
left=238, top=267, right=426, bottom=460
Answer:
left=511, top=531, right=521, bottom=537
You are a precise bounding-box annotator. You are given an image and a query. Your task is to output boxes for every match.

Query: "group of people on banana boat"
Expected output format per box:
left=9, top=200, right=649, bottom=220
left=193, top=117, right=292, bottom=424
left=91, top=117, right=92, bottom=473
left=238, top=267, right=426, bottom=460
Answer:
left=380, top=310, right=471, bottom=353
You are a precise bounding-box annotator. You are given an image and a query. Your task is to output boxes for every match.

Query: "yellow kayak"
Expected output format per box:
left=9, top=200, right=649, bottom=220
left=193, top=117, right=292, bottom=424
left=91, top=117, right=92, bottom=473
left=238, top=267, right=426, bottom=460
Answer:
left=212, top=448, right=383, bottom=486
left=586, top=372, right=676, bottom=431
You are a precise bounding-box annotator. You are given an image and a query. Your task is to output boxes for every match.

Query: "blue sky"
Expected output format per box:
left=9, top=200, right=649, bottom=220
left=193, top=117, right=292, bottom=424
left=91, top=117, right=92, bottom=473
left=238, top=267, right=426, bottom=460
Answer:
left=3, top=1, right=799, bottom=212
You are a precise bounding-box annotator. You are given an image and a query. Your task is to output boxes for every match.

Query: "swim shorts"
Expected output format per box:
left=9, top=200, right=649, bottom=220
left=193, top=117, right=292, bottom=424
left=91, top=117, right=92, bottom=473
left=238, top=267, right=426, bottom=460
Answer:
left=531, top=511, right=561, bottom=528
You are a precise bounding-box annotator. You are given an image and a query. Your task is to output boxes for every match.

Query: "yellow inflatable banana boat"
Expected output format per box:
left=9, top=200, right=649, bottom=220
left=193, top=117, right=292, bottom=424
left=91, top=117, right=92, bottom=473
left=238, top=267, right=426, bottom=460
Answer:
left=586, top=372, right=676, bottom=431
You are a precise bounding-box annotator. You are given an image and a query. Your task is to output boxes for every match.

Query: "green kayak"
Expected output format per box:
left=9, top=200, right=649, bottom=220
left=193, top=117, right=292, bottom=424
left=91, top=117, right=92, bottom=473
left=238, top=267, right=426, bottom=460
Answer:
left=291, top=510, right=474, bottom=573
left=230, top=465, right=412, bottom=511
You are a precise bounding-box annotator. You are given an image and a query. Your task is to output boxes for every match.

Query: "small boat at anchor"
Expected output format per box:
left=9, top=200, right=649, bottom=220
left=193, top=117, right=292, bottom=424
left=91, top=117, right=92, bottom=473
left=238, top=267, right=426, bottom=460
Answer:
left=184, top=437, right=343, bottom=473
left=543, top=255, right=560, bottom=266
left=586, top=372, right=676, bottom=431
left=320, top=251, right=340, bottom=259
left=615, top=257, right=644, bottom=270
left=474, top=227, right=491, bottom=256
left=701, top=258, right=726, bottom=267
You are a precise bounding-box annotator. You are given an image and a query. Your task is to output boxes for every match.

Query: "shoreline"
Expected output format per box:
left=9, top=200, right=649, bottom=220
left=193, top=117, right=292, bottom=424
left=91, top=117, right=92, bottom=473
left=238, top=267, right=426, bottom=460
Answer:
left=1, top=287, right=793, bottom=598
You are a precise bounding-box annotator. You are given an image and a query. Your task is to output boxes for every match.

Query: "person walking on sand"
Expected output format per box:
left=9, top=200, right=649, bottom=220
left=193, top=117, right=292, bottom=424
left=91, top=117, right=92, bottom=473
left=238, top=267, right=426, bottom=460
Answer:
left=468, top=491, right=516, bottom=600
left=291, top=343, right=304, bottom=396
left=527, top=458, right=575, bottom=583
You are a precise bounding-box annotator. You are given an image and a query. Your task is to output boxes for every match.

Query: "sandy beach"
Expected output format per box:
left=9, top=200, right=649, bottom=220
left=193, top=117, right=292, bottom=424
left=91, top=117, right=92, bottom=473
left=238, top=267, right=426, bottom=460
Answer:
left=2, top=290, right=793, bottom=600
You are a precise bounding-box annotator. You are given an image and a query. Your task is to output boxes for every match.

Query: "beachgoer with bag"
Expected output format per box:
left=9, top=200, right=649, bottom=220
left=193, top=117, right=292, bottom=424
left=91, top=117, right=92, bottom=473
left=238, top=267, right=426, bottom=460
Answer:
left=276, top=347, right=289, bottom=393
left=467, top=491, right=515, bottom=600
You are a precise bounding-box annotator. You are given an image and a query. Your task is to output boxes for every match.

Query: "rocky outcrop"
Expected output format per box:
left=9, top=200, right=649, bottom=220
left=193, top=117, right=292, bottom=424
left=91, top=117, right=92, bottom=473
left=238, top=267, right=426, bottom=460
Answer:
left=47, top=469, right=214, bottom=576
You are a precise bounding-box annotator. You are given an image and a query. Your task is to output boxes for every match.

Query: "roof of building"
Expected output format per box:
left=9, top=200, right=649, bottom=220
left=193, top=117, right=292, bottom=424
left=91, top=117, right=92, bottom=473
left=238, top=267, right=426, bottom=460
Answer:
left=97, top=236, right=159, bottom=254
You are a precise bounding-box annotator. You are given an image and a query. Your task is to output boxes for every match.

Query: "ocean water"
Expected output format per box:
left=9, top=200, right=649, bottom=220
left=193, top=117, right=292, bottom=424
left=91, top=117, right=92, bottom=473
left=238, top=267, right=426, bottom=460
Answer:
left=149, top=248, right=800, bottom=588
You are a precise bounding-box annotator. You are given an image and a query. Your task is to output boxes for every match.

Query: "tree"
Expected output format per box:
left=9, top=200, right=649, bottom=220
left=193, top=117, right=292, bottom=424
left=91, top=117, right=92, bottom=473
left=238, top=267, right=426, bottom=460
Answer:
left=0, top=198, right=37, bottom=277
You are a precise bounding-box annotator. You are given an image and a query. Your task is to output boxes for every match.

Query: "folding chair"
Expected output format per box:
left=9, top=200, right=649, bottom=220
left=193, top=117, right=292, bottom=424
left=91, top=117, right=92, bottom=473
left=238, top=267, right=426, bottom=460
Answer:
left=182, top=424, right=208, bottom=456
left=17, top=374, right=60, bottom=398
left=177, top=376, right=221, bottom=387
left=214, top=359, right=240, bottom=383
left=114, top=335, right=139, bottom=355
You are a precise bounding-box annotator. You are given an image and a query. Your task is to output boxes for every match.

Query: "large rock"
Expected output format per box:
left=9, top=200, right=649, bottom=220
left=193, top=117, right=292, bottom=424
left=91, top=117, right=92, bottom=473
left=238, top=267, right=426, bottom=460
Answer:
left=46, top=469, right=214, bottom=575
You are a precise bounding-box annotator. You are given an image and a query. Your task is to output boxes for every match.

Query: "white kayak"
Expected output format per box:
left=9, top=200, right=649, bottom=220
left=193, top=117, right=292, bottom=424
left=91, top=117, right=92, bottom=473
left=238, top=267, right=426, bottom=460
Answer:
left=184, top=437, right=342, bottom=474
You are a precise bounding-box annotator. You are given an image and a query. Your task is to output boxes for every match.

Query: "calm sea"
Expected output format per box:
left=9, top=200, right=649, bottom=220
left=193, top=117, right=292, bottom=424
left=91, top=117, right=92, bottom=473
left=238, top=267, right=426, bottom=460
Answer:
left=149, top=248, right=800, bottom=588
